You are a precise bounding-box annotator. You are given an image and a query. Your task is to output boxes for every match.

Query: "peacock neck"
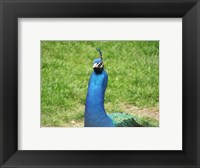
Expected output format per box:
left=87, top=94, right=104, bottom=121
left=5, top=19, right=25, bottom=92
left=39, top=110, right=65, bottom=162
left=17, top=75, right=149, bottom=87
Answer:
left=85, top=71, right=107, bottom=116
left=84, top=70, right=114, bottom=127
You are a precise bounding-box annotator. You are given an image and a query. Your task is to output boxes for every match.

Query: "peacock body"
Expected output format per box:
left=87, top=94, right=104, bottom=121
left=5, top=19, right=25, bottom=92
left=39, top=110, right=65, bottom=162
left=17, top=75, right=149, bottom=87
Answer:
left=84, top=48, right=142, bottom=127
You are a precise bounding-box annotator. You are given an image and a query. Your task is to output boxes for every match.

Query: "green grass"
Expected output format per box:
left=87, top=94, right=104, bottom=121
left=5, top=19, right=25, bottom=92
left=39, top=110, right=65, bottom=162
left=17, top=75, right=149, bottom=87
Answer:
left=41, top=41, right=159, bottom=127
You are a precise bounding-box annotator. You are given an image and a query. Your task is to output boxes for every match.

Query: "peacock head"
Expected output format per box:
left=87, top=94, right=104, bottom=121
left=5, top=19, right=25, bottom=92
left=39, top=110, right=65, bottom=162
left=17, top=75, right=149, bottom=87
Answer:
left=93, top=48, right=104, bottom=74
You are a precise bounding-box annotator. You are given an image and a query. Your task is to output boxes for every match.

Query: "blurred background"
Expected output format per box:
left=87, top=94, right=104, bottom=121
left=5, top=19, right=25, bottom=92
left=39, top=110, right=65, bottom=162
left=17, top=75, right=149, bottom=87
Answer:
left=41, top=41, right=159, bottom=127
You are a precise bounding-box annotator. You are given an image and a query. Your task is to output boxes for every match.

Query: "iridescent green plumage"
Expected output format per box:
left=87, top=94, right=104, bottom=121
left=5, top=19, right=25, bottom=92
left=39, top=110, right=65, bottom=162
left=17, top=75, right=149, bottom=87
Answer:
left=108, top=112, right=142, bottom=127
left=108, top=112, right=158, bottom=127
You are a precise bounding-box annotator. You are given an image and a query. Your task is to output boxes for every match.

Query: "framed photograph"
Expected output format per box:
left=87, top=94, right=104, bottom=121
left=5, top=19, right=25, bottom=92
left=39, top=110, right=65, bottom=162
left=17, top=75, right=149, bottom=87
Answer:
left=0, top=0, right=199, bottom=167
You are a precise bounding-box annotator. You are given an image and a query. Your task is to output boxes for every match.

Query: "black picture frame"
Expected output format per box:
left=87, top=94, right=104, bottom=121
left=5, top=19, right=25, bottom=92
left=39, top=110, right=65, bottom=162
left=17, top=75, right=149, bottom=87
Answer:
left=0, top=0, right=200, bottom=167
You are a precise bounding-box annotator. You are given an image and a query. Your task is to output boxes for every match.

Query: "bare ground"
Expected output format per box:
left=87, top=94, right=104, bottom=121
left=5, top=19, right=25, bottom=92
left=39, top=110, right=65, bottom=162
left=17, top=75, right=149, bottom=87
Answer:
left=120, top=103, right=159, bottom=121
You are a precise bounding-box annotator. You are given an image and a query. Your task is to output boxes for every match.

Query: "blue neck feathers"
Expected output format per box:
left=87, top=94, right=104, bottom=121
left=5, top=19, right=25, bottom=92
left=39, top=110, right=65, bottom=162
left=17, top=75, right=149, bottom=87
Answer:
left=84, top=70, right=114, bottom=127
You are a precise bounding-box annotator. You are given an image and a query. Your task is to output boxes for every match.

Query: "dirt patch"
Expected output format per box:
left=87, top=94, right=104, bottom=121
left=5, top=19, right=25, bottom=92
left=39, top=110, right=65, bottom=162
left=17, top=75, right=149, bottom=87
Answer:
left=120, top=103, right=159, bottom=121
left=65, top=119, right=84, bottom=127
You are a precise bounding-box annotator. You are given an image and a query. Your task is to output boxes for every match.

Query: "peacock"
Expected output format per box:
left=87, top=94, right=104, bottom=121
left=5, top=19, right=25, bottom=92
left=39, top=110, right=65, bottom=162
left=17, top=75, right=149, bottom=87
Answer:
left=84, top=48, right=143, bottom=127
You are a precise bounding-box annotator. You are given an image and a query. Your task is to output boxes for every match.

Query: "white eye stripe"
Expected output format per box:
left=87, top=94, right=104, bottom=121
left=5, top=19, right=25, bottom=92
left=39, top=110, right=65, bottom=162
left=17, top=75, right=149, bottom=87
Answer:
left=97, top=62, right=103, bottom=67
left=93, top=62, right=103, bottom=68
left=93, top=63, right=98, bottom=68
